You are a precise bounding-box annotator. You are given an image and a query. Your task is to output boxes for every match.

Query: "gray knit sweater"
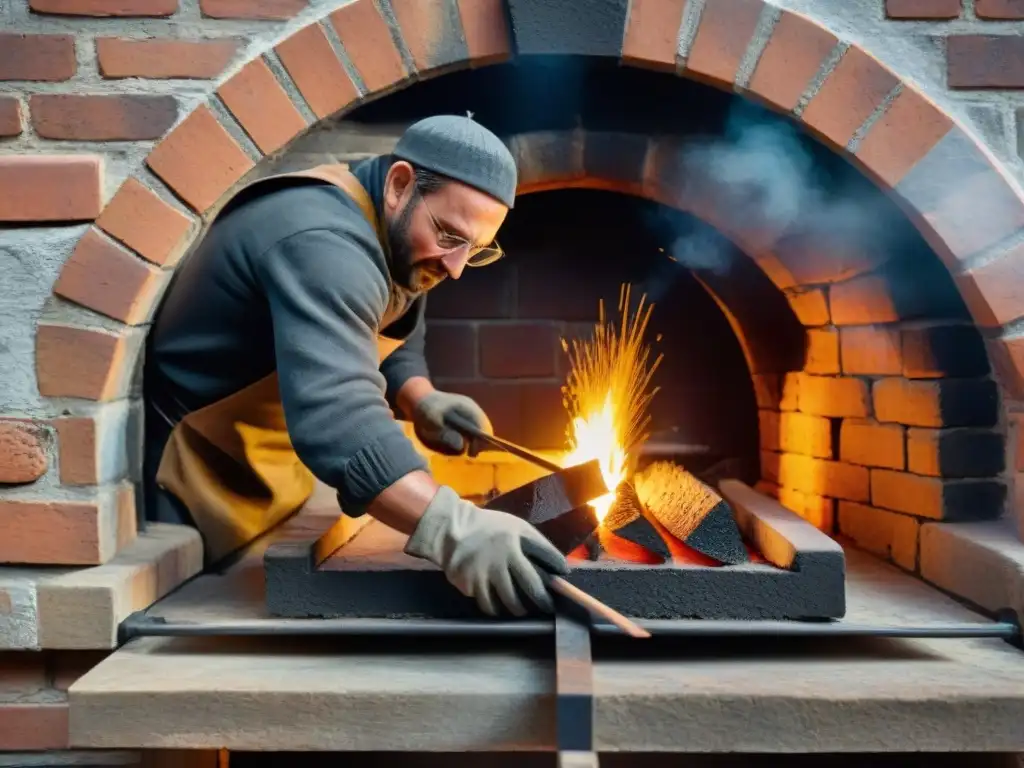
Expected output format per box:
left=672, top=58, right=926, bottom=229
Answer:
left=143, top=156, right=430, bottom=516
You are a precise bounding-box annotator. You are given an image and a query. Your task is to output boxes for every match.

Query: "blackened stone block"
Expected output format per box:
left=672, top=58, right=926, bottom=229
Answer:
left=902, top=325, right=990, bottom=379
left=507, top=0, right=629, bottom=57
left=907, top=427, right=1006, bottom=478
left=485, top=459, right=604, bottom=554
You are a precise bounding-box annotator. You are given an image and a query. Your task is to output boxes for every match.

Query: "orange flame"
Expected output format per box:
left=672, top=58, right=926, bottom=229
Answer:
left=560, top=285, right=663, bottom=521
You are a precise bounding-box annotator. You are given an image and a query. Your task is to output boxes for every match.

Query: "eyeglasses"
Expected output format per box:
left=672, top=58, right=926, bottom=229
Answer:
left=419, top=190, right=504, bottom=267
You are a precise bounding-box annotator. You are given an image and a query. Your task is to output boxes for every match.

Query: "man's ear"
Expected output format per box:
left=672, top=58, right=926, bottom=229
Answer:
left=384, top=160, right=415, bottom=213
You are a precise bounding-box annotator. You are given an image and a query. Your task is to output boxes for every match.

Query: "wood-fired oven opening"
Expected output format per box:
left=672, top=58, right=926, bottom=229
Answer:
left=256, top=54, right=1001, bottom=600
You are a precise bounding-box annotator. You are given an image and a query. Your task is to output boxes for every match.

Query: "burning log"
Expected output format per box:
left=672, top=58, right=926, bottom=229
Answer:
left=633, top=461, right=749, bottom=565
left=602, top=483, right=670, bottom=561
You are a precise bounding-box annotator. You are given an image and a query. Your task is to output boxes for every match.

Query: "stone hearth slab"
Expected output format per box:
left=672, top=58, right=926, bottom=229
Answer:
left=66, top=518, right=1024, bottom=753
left=0, top=523, right=202, bottom=650
left=262, top=480, right=846, bottom=620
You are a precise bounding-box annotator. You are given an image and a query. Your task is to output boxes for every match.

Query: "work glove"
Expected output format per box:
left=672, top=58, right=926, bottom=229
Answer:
left=404, top=486, right=570, bottom=617
left=412, top=390, right=492, bottom=456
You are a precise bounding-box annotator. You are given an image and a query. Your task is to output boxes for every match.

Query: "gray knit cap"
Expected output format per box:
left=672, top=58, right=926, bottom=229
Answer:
left=393, top=115, right=517, bottom=208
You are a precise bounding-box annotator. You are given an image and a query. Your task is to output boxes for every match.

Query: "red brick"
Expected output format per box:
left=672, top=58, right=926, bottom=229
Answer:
left=779, top=411, right=832, bottom=458
left=906, top=427, right=1005, bottom=478
left=773, top=232, right=884, bottom=286
left=798, top=375, right=871, bottom=418
left=871, top=469, right=1005, bottom=520
left=54, top=417, right=98, bottom=485
left=976, top=0, right=1024, bottom=18
left=479, top=322, right=559, bottom=378
left=778, top=452, right=869, bottom=502
left=31, top=0, right=176, bottom=15
left=0, top=653, right=47, bottom=695
left=425, top=323, right=477, bottom=379
left=0, top=34, right=76, bottom=81
left=802, top=46, right=899, bottom=149
left=219, top=57, right=307, bottom=155
left=958, top=240, right=1024, bottom=328
left=276, top=23, right=359, bottom=120
left=747, top=10, right=837, bottom=112
left=778, top=486, right=835, bottom=531
left=146, top=104, right=255, bottom=213
left=854, top=86, right=953, bottom=189
left=780, top=372, right=800, bottom=411
left=873, top=377, right=999, bottom=428
left=0, top=156, right=102, bottom=223
left=391, top=0, right=468, bottom=73
left=805, top=327, right=840, bottom=374
left=786, top=286, right=829, bottom=326
left=330, top=0, right=408, bottom=92
left=755, top=479, right=780, bottom=497
left=200, top=0, right=305, bottom=18
left=685, top=0, right=764, bottom=86
left=761, top=450, right=781, bottom=483
left=622, top=0, right=687, bottom=71
left=456, top=0, right=512, bottom=65
left=901, top=128, right=1024, bottom=267
left=840, top=419, right=905, bottom=469
left=752, top=374, right=781, bottom=408
left=759, top=409, right=780, bottom=450
left=989, top=336, right=1024, bottom=399
left=54, top=227, right=165, bottom=325
left=36, top=324, right=134, bottom=401
left=97, top=38, right=238, bottom=79
left=837, top=501, right=919, bottom=571
left=0, top=421, right=48, bottom=484
left=885, top=0, right=961, bottom=18
left=901, top=324, right=989, bottom=378
left=30, top=94, right=177, bottom=141
left=840, top=326, right=902, bottom=375
left=949, top=35, right=1024, bottom=88
left=96, top=177, right=193, bottom=267
left=830, top=274, right=899, bottom=325
left=0, top=499, right=117, bottom=564
left=0, top=97, right=23, bottom=137
left=0, top=703, right=68, bottom=751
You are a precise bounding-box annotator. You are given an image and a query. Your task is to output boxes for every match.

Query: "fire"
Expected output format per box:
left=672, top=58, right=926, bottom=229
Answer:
left=560, top=285, right=663, bottom=521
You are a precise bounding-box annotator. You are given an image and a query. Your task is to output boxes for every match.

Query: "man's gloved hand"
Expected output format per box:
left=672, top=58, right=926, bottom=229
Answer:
left=412, top=390, right=492, bottom=456
left=404, top=486, right=569, bottom=616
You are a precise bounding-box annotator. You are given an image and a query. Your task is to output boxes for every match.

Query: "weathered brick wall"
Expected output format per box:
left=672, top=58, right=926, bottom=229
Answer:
left=5, top=0, right=1024, bottom=752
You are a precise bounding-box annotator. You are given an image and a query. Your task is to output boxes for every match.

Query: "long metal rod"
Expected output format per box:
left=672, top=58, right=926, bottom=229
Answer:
left=120, top=613, right=1021, bottom=642
left=444, top=412, right=563, bottom=473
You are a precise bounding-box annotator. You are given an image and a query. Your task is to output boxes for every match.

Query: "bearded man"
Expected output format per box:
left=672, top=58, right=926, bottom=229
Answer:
left=142, top=115, right=567, bottom=618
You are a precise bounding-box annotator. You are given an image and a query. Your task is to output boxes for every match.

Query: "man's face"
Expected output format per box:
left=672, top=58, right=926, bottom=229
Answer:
left=384, top=162, right=508, bottom=293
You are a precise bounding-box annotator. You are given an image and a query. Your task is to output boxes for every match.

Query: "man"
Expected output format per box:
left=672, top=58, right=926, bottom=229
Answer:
left=142, top=114, right=568, bottom=618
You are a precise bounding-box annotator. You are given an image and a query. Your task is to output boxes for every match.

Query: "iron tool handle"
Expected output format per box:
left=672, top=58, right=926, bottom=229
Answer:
left=443, top=411, right=563, bottom=473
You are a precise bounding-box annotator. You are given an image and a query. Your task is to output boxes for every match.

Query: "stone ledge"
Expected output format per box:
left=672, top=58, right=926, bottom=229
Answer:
left=67, top=515, right=1024, bottom=753
left=0, top=523, right=202, bottom=650
left=919, top=517, right=1024, bottom=619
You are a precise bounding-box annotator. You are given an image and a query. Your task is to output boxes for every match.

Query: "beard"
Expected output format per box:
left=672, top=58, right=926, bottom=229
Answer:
left=387, top=197, right=447, bottom=293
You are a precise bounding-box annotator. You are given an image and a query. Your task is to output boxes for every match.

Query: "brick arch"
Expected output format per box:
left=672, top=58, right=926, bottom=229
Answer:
left=35, top=0, right=1024, bottom=403
left=30, top=0, right=1022, bottom=527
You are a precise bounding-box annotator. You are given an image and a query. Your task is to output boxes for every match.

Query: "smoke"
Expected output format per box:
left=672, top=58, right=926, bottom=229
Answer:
left=648, top=100, right=902, bottom=280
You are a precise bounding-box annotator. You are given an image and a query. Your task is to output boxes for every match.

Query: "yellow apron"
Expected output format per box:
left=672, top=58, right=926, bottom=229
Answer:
left=156, top=164, right=405, bottom=563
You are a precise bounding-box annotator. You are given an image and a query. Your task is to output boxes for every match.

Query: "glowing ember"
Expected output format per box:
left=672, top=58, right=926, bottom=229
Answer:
left=560, top=284, right=663, bottom=521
